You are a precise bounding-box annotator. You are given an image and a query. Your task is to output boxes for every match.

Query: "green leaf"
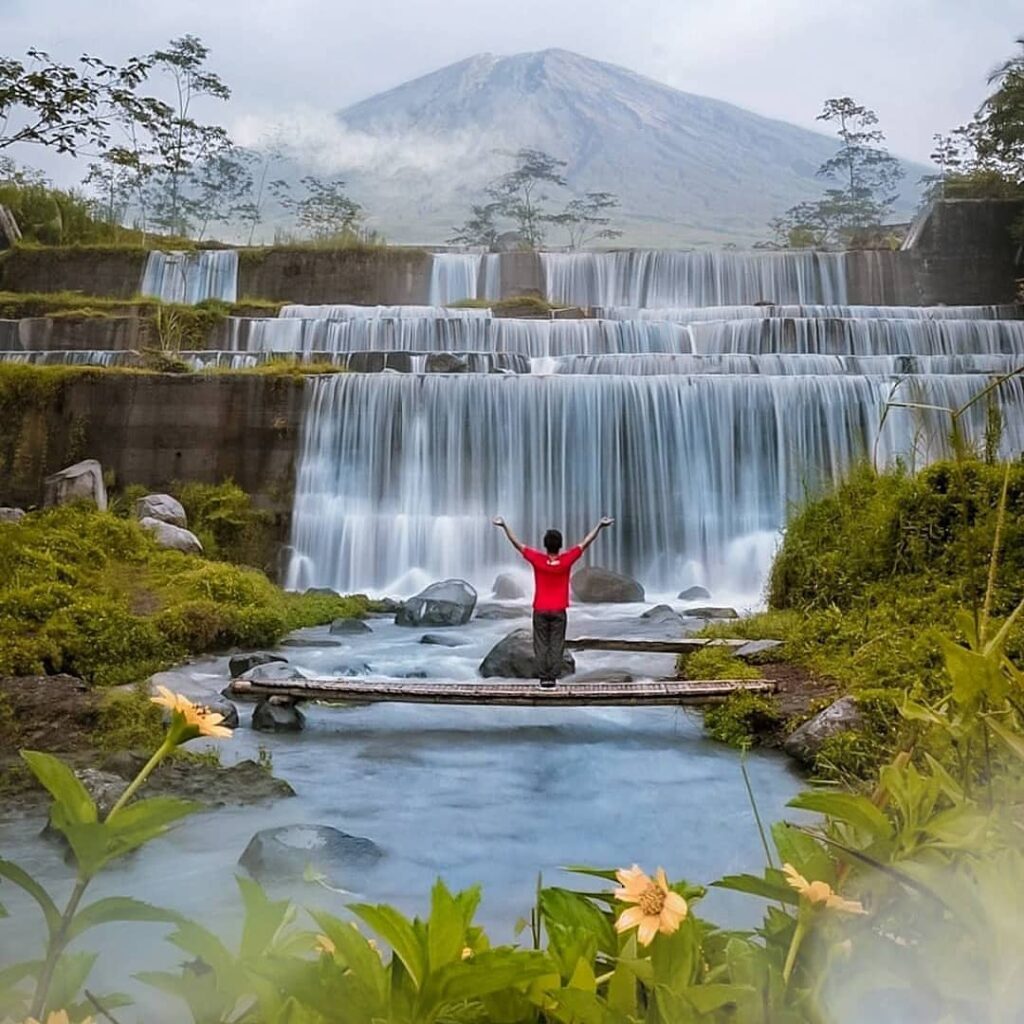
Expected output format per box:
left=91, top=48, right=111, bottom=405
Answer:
left=68, top=896, right=181, bottom=941
left=984, top=595, right=1024, bottom=658
left=435, top=949, right=553, bottom=1003
left=606, top=959, right=637, bottom=1016
left=564, top=865, right=621, bottom=882
left=166, top=919, right=237, bottom=978
left=772, top=822, right=834, bottom=885
left=712, top=871, right=798, bottom=906
left=309, top=910, right=389, bottom=1007
left=44, top=951, right=97, bottom=1017
left=551, top=987, right=631, bottom=1024
left=427, top=878, right=467, bottom=972
left=788, top=791, right=893, bottom=841
left=237, top=875, right=293, bottom=960
left=940, top=637, right=1006, bottom=707
left=680, top=982, right=757, bottom=1014
left=0, top=858, right=61, bottom=934
left=650, top=914, right=701, bottom=994
left=988, top=716, right=1024, bottom=761
left=351, top=902, right=426, bottom=987
left=540, top=887, right=616, bottom=956
left=20, top=750, right=96, bottom=826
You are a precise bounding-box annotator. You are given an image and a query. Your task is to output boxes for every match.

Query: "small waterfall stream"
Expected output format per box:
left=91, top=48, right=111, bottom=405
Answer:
left=140, top=249, right=239, bottom=304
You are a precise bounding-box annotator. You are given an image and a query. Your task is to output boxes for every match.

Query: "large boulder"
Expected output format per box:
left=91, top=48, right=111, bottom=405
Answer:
left=492, top=573, right=527, bottom=600
left=239, top=824, right=382, bottom=884
left=135, top=493, right=187, bottom=528
left=783, top=697, right=863, bottom=764
left=252, top=698, right=306, bottom=733
left=678, top=585, right=711, bottom=601
left=640, top=604, right=685, bottom=626
left=0, top=507, right=25, bottom=524
left=139, top=517, right=203, bottom=555
left=330, top=618, right=372, bottom=635
left=419, top=633, right=467, bottom=647
left=572, top=566, right=645, bottom=603
left=682, top=606, right=739, bottom=620
left=479, top=628, right=575, bottom=679
left=205, top=694, right=240, bottom=730
left=240, top=662, right=311, bottom=684
left=395, top=579, right=477, bottom=628
left=425, top=352, right=469, bottom=373
left=229, top=652, right=287, bottom=679
left=43, top=459, right=107, bottom=511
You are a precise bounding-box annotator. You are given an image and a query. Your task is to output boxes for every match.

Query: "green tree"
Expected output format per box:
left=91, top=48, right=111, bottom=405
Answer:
left=0, top=49, right=108, bottom=155
left=487, top=148, right=567, bottom=249
left=447, top=201, right=501, bottom=248
left=145, top=35, right=230, bottom=236
left=769, top=97, right=903, bottom=247
left=545, top=190, right=622, bottom=249
left=273, top=175, right=363, bottom=240
left=189, top=146, right=254, bottom=240
left=975, top=35, right=1024, bottom=182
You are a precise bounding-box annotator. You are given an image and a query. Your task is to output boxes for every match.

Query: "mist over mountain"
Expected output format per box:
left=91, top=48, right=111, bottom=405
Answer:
left=317, top=49, right=924, bottom=248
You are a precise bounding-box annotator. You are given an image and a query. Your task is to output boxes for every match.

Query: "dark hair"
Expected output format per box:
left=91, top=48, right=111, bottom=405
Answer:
left=543, top=529, right=563, bottom=554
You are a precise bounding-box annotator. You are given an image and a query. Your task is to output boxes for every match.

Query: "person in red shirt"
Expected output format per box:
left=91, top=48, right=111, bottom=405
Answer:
left=492, top=515, right=615, bottom=687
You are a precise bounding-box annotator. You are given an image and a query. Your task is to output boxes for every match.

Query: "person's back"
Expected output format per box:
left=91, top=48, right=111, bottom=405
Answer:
left=492, top=517, right=614, bottom=686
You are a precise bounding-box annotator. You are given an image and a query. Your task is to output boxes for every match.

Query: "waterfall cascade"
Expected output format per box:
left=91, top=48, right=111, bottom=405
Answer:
left=541, top=250, right=849, bottom=308
left=427, top=253, right=482, bottom=305
left=283, top=248, right=1024, bottom=598
left=140, top=250, right=238, bottom=304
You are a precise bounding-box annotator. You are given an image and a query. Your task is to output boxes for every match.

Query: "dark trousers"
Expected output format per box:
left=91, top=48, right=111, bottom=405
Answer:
left=533, top=611, right=567, bottom=681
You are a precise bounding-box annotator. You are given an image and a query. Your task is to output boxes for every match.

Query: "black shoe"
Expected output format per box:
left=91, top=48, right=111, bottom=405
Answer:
left=539, top=678, right=557, bottom=689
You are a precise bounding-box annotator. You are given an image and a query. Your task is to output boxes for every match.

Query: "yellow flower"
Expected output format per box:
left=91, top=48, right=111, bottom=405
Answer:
left=151, top=686, right=233, bottom=739
left=461, top=946, right=474, bottom=960
left=782, top=864, right=865, bottom=914
left=315, top=933, right=336, bottom=955
left=613, top=864, right=688, bottom=946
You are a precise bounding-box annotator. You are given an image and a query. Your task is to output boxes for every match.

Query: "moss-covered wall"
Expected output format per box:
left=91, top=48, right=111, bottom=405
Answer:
left=0, top=246, right=148, bottom=299
left=0, top=368, right=304, bottom=520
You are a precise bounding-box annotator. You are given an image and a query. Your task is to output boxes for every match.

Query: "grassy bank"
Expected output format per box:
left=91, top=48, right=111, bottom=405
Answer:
left=0, top=504, right=367, bottom=687
left=700, top=458, right=1024, bottom=777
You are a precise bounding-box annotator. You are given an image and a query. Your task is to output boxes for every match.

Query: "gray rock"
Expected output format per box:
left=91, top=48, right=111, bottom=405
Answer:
left=240, top=662, right=311, bottom=684
left=140, top=517, right=204, bottom=555
left=205, top=695, right=240, bottom=730
left=678, top=585, right=711, bottom=601
left=640, top=604, right=685, bottom=626
left=281, top=637, right=343, bottom=648
left=304, top=586, right=341, bottom=597
left=229, top=652, right=287, bottom=679
left=492, top=573, right=527, bottom=600
left=419, top=633, right=467, bottom=647
left=252, top=699, right=306, bottom=733
left=572, top=566, right=645, bottom=603
left=682, top=606, right=739, bottom=620
left=135, top=493, right=187, bottom=528
left=735, top=639, right=784, bottom=660
left=783, top=697, right=863, bottom=764
left=0, top=507, right=26, bottom=524
left=475, top=604, right=529, bottom=620
left=395, top=579, right=477, bottom=627
left=372, top=597, right=403, bottom=614
left=74, top=768, right=128, bottom=817
left=479, top=627, right=575, bottom=679
left=44, top=459, right=107, bottom=511
left=425, top=352, right=469, bottom=373
left=330, top=617, right=372, bottom=635
left=239, top=824, right=382, bottom=884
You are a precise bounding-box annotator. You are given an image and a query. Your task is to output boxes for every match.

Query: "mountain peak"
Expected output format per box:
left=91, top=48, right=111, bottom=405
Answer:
left=331, top=51, right=920, bottom=246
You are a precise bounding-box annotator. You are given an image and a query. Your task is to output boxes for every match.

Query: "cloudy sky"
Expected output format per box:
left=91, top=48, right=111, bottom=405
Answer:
left=4, top=0, right=1021, bottom=178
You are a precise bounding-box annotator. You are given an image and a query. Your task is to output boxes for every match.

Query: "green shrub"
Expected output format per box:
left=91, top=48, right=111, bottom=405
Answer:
left=680, top=645, right=761, bottom=681
left=176, top=481, right=278, bottom=571
left=704, top=690, right=783, bottom=749
left=0, top=506, right=369, bottom=687
left=95, top=682, right=165, bottom=752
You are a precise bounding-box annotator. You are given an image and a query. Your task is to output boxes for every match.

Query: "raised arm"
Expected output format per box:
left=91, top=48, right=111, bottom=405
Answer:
left=576, top=516, right=615, bottom=553
left=492, top=516, right=526, bottom=555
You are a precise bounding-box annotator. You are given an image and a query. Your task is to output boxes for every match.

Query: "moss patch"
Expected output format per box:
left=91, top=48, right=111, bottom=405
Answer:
left=0, top=505, right=370, bottom=687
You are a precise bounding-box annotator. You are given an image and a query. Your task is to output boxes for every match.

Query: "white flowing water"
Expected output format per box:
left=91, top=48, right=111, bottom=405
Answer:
left=542, top=250, right=849, bottom=308
left=480, top=253, right=502, bottom=300
left=601, top=304, right=1024, bottom=322
left=279, top=304, right=490, bottom=320
left=428, top=253, right=483, bottom=305
left=285, top=372, right=1024, bottom=597
left=139, top=249, right=238, bottom=304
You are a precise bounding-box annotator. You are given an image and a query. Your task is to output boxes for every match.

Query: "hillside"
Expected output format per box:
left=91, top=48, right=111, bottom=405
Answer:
left=328, top=49, right=924, bottom=247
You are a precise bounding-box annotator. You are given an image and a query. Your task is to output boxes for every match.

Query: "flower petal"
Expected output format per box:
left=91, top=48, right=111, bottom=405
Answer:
left=636, top=916, right=659, bottom=947
left=664, top=891, right=689, bottom=919
left=614, top=905, right=647, bottom=934
left=782, top=863, right=809, bottom=895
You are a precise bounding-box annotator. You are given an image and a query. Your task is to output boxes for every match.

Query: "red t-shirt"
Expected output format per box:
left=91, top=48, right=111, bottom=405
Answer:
left=522, top=546, right=583, bottom=612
